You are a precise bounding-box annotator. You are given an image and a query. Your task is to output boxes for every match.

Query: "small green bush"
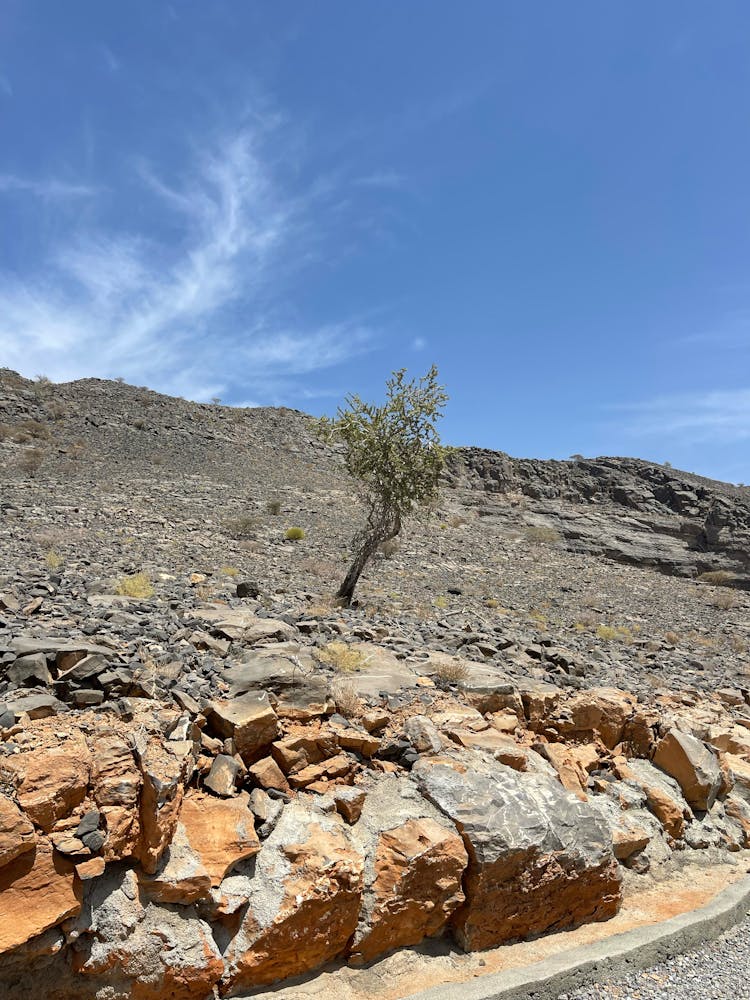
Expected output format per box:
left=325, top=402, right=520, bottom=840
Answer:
left=284, top=526, right=305, bottom=541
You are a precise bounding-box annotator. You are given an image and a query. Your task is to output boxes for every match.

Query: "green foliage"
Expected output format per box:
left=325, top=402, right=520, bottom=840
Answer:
left=284, top=526, right=305, bottom=541
left=318, top=366, right=448, bottom=604
left=319, top=365, right=447, bottom=520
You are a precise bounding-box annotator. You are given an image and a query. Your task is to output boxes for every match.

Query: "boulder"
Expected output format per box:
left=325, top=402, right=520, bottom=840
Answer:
left=403, top=716, right=443, bottom=754
left=247, top=756, right=289, bottom=793
left=5, top=747, right=90, bottom=833
left=557, top=688, right=636, bottom=749
left=412, top=752, right=621, bottom=950
left=206, top=693, right=279, bottom=763
left=221, top=799, right=364, bottom=992
left=615, top=758, right=690, bottom=839
left=204, top=755, right=242, bottom=798
left=348, top=775, right=467, bottom=964
left=73, top=868, right=223, bottom=1000
left=134, top=736, right=196, bottom=874
left=0, top=840, right=82, bottom=953
left=8, top=653, right=52, bottom=687
left=0, top=796, right=36, bottom=867
left=89, top=731, right=142, bottom=862
left=653, top=730, right=722, bottom=811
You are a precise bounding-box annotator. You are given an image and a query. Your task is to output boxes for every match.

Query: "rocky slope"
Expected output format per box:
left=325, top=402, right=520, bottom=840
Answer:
left=1, top=369, right=749, bottom=998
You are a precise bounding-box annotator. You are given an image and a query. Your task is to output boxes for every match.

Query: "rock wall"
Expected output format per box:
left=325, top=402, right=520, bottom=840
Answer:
left=1, top=671, right=750, bottom=998
left=446, top=450, right=750, bottom=586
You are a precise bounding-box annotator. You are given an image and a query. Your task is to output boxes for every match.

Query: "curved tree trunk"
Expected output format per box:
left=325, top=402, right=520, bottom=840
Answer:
left=336, top=506, right=401, bottom=606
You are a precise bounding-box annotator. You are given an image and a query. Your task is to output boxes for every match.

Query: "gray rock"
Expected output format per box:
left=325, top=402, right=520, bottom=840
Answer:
left=412, top=751, right=622, bottom=950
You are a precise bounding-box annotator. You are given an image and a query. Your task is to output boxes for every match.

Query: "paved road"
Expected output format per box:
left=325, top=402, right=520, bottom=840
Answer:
left=560, top=912, right=750, bottom=1000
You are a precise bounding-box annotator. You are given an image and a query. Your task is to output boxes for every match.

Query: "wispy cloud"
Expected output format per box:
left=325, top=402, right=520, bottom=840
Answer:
left=412, top=336, right=426, bottom=351
left=354, top=170, right=408, bottom=190
left=615, top=388, right=750, bottom=443
left=0, top=127, right=373, bottom=401
left=98, top=44, right=120, bottom=73
left=0, top=174, right=98, bottom=200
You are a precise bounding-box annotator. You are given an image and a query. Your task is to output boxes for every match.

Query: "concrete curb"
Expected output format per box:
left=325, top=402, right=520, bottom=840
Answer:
left=405, top=874, right=750, bottom=1000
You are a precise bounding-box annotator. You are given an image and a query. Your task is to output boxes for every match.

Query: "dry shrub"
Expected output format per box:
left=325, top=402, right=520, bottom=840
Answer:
left=711, top=590, right=738, bottom=611
left=664, top=630, right=681, bottom=645
left=18, top=447, right=46, bottom=477
left=44, top=550, right=63, bottom=570
left=728, top=634, right=747, bottom=654
left=224, top=515, right=257, bottom=539
left=46, top=401, right=67, bottom=421
left=316, top=641, right=366, bottom=673
left=15, top=419, right=50, bottom=441
left=434, top=658, right=470, bottom=685
left=330, top=678, right=361, bottom=718
left=596, top=624, right=633, bottom=642
left=266, top=499, right=282, bottom=516
left=379, top=538, right=400, bottom=559
left=115, top=572, right=154, bottom=599
left=447, top=514, right=468, bottom=528
left=698, top=570, right=735, bottom=587
left=524, top=525, right=562, bottom=544
left=298, top=557, right=340, bottom=580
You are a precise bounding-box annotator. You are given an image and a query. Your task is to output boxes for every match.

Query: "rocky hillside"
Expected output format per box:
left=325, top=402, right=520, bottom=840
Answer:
left=1, top=369, right=750, bottom=999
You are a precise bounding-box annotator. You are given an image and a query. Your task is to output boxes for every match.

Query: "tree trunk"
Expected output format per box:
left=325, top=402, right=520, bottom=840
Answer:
left=336, top=507, right=401, bottom=606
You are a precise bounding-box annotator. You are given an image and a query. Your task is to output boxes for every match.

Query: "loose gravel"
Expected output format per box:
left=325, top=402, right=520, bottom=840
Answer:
left=560, top=911, right=750, bottom=1000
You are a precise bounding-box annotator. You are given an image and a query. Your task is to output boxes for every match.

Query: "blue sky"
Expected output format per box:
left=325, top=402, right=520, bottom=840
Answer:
left=1, top=2, right=749, bottom=482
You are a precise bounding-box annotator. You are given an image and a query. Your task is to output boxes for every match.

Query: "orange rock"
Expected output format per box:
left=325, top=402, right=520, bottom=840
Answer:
left=206, top=694, right=279, bottom=763
left=75, top=871, right=223, bottom=1000
left=0, top=795, right=36, bottom=867
left=543, top=743, right=588, bottom=800
left=89, top=731, right=142, bottom=861
left=136, top=736, right=196, bottom=874
left=271, top=733, right=339, bottom=775
left=349, top=817, right=467, bottom=964
left=615, top=759, right=687, bottom=839
left=287, top=752, right=355, bottom=789
left=561, top=688, right=636, bottom=749
left=612, top=826, right=650, bottom=860
left=222, top=803, right=364, bottom=991
left=75, top=856, right=106, bottom=880
left=0, top=840, right=82, bottom=952
left=6, top=747, right=90, bottom=833
left=247, top=756, right=290, bottom=792
left=180, top=791, right=259, bottom=886
left=653, top=730, right=722, bottom=811
left=337, top=730, right=381, bottom=757
left=140, top=791, right=260, bottom=904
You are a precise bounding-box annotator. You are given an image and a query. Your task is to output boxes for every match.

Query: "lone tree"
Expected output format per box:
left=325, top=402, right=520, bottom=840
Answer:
left=320, top=365, right=448, bottom=606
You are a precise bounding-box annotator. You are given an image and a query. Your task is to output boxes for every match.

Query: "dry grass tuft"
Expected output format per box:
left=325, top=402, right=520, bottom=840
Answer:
left=524, top=525, right=562, bottom=544
left=698, top=570, right=735, bottom=587
left=44, top=550, right=63, bottom=571
left=434, top=658, right=470, bottom=685
left=115, top=572, right=154, bottom=599
left=330, top=678, right=361, bottom=718
left=316, top=641, right=367, bottom=673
